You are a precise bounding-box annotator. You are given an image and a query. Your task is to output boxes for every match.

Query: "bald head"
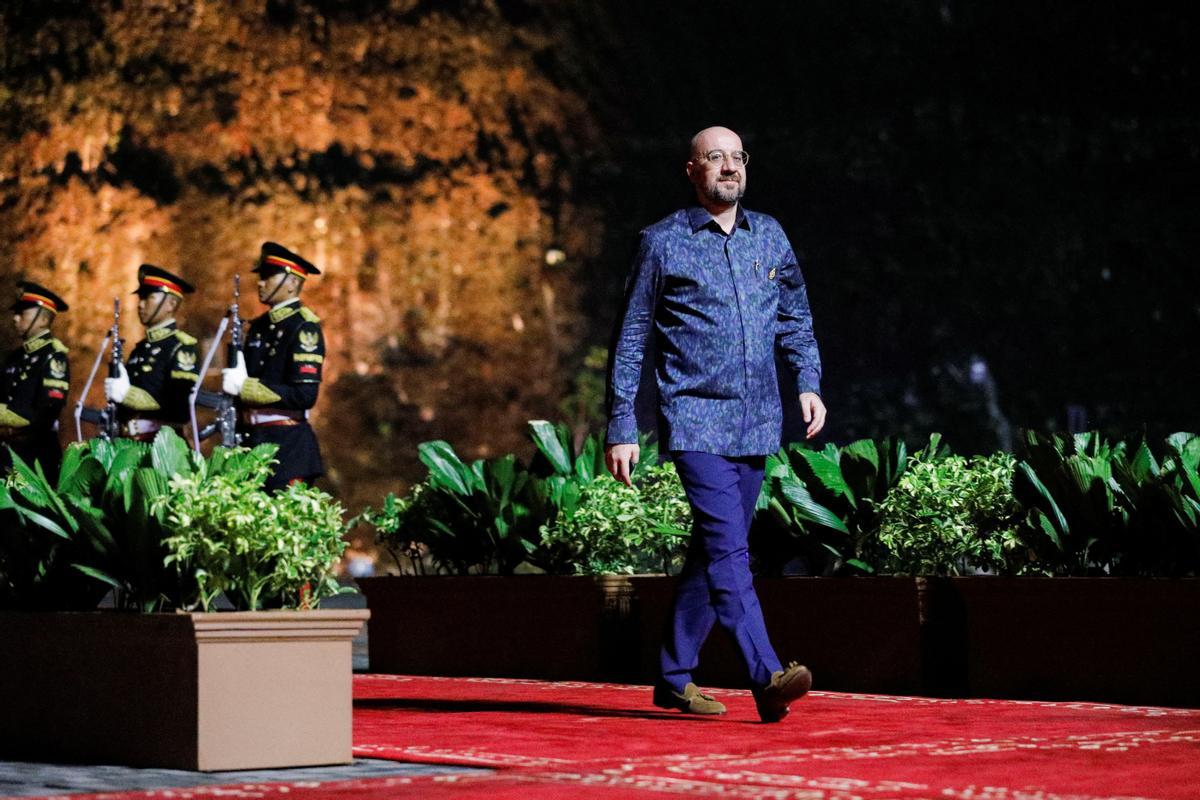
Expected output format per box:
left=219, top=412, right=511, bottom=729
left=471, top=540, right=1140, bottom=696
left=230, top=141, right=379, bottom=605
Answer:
left=690, top=126, right=741, bottom=158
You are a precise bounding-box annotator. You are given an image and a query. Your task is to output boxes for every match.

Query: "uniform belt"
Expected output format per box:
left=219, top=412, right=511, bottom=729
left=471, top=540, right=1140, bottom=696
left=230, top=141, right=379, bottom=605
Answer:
left=126, top=419, right=178, bottom=437
left=241, top=409, right=306, bottom=426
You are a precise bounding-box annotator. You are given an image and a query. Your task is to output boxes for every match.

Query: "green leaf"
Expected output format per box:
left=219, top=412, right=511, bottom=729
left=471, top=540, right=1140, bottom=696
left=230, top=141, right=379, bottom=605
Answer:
left=13, top=506, right=72, bottom=539
left=576, top=435, right=599, bottom=484
left=418, top=440, right=472, bottom=495
left=779, top=477, right=849, bottom=534
left=790, top=445, right=852, bottom=504
left=58, top=456, right=106, bottom=498
left=71, top=563, right=125, bottom=591
left=1016, top=461, right=1069, bottom=540
left=1033, top=509, right=1064, bottom=551
left=70, top=498, right=119, bottom=555
left=150, top=427, right=193, bottom=478
left=528, top=420, right=572, bottom=476
left=56, top=443, right=88, bottom=493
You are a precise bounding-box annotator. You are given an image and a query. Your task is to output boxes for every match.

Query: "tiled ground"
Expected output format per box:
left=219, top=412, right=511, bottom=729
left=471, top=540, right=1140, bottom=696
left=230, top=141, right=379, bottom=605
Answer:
left=0, top=758, right=487, bottom=798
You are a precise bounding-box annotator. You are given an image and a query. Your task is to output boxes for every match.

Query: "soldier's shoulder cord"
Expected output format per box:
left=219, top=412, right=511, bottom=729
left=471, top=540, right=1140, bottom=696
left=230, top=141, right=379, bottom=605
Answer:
left=173, top=329, right=198, bottom=346
left=299, top=306, right=321, bottom=324
left=51, top=339, right=70, bottom=355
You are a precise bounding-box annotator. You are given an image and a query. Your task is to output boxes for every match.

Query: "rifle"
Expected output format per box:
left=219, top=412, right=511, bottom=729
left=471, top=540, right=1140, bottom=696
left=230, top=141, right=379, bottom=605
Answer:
left=188, top=316, right=229, bottom=452
left=103, top=298, right=123, bottom=440
left=73, top=333, right=112, bottom=441
left=228, top=274, right=243, bottom=375
left=188, top=275, right=242, bottom=451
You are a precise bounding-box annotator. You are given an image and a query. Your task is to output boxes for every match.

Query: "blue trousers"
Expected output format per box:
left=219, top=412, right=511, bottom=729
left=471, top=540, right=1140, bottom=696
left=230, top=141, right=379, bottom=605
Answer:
left=661, top=451, right=782, bottom=691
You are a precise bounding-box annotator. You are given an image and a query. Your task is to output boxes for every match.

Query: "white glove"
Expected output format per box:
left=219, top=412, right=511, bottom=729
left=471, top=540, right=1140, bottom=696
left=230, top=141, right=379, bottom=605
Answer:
left=222, top=352, right=248, bottom=396
left=104, top=362, right=130, bottom=403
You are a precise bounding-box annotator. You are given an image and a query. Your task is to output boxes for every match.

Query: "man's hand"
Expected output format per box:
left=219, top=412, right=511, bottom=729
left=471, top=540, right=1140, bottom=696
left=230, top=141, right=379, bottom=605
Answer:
left=800, top=392, right=827, bottom=439
left=104, top=362, right=130, bottom=404
left=221, top=352, right=248, bottom=396
left=605, top=443, right=640, bottom=487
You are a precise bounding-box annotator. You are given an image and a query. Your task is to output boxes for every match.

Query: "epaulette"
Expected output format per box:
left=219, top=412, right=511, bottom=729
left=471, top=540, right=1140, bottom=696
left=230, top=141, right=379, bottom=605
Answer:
left=51, top=339, right=70, bottom=354
left=174, top=330, right=198, bottom=346
left=299, top=307, right=321, bottom=323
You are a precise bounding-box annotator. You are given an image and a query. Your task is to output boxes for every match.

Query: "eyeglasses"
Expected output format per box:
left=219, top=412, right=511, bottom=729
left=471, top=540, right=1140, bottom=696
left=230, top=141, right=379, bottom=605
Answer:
left=695, top=149, right=749, bottom=167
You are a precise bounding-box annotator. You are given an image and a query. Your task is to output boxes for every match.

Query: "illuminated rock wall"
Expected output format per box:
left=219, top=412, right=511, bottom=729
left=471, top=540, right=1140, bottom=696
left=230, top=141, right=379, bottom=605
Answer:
left=0, top=1, right=602, bottom=508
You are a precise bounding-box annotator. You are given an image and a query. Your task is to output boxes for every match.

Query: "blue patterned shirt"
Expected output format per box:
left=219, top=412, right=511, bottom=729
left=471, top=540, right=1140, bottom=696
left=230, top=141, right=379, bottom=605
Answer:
left=606, top=205, right=822, bottom=456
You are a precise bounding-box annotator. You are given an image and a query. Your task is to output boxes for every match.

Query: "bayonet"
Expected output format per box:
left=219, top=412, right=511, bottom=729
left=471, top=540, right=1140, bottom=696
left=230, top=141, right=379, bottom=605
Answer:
left=104, top=298, right=123, bottom=440
left=74, top=333, right=111, bottom=441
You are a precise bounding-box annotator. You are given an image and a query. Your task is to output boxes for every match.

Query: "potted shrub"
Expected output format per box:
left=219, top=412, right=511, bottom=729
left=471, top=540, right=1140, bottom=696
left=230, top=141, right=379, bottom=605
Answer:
left=0, top=430, right=367, bottom=771
left=357, top=421, right=676, bottom=681
left=357, top=422, right=1200, bottom=706
left=362, top=427, right=951, bottom=696
left=953, top=431, right=1200, bottom=706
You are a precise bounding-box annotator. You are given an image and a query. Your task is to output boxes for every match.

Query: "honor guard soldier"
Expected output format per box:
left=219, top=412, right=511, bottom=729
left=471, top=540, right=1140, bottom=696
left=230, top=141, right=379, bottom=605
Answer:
left=104, top=265, right=200, bottom=441
left=0, top=281, right=71, bottom=475
left=222, top=242, right=325, bottom=491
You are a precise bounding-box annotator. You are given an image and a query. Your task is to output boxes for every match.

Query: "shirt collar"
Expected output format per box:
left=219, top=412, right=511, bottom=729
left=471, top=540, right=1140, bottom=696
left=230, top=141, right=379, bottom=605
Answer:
left=687, top=205, right=752, bottom=234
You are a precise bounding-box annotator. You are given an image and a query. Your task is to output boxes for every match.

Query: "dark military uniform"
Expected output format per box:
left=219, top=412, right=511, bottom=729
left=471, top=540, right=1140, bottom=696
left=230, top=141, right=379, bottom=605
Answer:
left=119, top=321, right=200, bottom=434
left=237, top=243, right=325, bottom=491
left=115, top=266, right=200, bottom=440
left=0, top=283, right=70, bottom=476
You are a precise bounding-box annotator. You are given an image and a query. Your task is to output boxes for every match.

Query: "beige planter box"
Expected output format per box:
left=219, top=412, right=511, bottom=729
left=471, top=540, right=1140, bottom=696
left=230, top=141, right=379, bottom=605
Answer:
left=0, top=609, right=369, bottom=771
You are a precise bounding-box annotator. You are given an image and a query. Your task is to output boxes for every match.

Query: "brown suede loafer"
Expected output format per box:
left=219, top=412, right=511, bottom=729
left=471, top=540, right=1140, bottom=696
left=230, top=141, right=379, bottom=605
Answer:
left=753, top=662, right=813, bottom=722
left=653, top=682, right=727, bottom=715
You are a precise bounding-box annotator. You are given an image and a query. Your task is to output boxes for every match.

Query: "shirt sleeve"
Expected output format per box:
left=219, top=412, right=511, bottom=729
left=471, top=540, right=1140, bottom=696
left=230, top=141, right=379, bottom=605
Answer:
left=775, top=240, right=822, bottom=396
left=605, top=232, right=663, bottom=445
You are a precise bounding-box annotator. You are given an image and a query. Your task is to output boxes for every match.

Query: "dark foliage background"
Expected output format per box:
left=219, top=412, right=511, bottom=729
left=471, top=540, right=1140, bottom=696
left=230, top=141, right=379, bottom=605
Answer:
left=547, top=0, right=1200, bottom=452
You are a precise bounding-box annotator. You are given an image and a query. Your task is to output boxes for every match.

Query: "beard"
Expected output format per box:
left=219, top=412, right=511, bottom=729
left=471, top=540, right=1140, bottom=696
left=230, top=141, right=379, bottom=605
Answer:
left=704, top=175, right=745, bottom=205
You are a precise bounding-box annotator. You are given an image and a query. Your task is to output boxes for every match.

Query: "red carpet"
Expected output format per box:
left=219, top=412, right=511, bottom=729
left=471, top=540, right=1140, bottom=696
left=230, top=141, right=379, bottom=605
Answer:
left=21, top=675, right=1200, bottom=799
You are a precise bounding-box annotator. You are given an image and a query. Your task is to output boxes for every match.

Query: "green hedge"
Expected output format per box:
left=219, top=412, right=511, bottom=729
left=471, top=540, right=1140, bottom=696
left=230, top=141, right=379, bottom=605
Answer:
left=0, top=429, right=351, bottom=612
left=360, top=424, right=1200, bottom=578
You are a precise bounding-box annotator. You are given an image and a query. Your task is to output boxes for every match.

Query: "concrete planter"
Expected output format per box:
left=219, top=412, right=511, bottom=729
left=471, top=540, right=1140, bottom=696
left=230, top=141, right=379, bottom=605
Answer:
left=0, top=609, right=369, bottom=771
left=358, top=575, right=633, bottom=682
left=952, top=577, right=1200, bottom=707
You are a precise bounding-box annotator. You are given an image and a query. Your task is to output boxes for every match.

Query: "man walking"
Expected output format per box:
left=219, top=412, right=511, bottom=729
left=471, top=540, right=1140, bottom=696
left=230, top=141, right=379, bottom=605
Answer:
left=605, top=126, right=827, bottom=722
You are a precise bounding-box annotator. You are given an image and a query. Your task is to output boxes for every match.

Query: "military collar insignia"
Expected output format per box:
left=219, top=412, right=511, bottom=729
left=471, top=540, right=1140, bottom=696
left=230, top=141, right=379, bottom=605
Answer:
left=146, top=319, right=178, bottom=343
left=23, top=331, right=53, bottom=353
left=269, top=299, right=301, bottom=324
